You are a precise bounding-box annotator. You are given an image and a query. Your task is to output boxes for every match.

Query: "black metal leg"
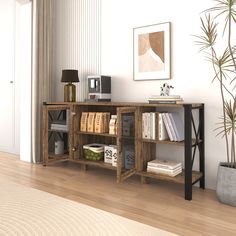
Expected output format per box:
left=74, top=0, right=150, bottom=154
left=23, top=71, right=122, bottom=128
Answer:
left=199, top=105, right=205, bottom=189
left=184, top=105, right=192, bottom=200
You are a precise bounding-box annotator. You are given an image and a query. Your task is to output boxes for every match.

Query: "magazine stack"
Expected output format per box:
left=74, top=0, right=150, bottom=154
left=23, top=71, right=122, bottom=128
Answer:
left=148, top=95, right=183, bottom=104
left=147, top=159, right=182, bottom=177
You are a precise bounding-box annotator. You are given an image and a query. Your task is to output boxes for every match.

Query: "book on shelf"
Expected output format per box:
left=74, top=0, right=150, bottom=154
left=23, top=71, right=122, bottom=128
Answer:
left=147, top=159, right=182, bottom=177
left=162, top=113, right=174, bottom=141
left=80, top=112, right=89, bottom=132
left=147, top=159, right=182, bottom=170
left=147, top=166, right=182, bottom=177
left=148, top=99, right=183, bottom=104
left=87, top=112, right=96, bottom=132
left=150, top=95, right=181, bottom=99
left=94, top=112, right=104, bottom=133
left=142, top=113, right=151, bottom=139
left=168, top=113, right=184, bottom=141
left=156, top=112, right=168, bottom=141
left=148, top=95, right=183, bottom=104
left=150, top=112, right=157, bottom=140
left=164, top=113, right=177, bottom=141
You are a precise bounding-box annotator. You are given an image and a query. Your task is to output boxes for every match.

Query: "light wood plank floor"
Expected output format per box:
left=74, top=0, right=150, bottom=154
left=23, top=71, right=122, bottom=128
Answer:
left=0, top=152, right=236, bottom=236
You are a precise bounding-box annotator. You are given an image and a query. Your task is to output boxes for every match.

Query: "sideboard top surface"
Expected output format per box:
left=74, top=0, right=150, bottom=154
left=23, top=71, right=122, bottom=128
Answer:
left=45, top=101, right=203, bottom=108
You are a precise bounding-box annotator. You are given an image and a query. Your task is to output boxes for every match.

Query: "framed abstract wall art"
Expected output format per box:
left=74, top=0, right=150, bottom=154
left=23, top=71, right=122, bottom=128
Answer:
left=133, top=22, right=171, bottom=81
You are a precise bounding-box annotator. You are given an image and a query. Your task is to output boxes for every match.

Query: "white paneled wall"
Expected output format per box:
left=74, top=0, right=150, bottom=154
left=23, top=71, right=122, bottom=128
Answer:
left=52, top=0, right=101, bottom=101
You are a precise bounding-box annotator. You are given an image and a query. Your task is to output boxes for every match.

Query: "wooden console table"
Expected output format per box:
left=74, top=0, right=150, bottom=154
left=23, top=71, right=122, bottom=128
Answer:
left=42, top=101, right=205, bottom=200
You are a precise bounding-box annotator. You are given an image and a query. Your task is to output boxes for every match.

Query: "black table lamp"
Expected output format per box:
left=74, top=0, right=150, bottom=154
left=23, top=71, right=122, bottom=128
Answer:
left=61, top=69, right=79, bottom=102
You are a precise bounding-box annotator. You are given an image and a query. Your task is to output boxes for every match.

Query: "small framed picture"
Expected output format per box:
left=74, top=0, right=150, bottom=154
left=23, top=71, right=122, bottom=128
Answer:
left=133, top=22, right=171, bottom=81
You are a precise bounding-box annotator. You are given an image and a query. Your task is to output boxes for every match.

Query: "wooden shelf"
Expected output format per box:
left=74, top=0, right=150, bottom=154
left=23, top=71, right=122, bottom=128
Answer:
left=44, top=153, right=70, bottom=165
left=71, top=158, right=116, bottom=170
left=141, top=139, right=184, bottom=146
left=77, top=131, right=117, bottom=138
left=141, top=138, right=202, bottom=147
left=45, top=101, right=204, bottom=109
left=48, top=153, right=69, bottom=159
left=137, top=170, right=203, bottom=184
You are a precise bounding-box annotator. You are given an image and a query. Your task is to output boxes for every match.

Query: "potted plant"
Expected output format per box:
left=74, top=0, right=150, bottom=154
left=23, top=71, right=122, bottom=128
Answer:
left=196, top=0, right=236, bottom=206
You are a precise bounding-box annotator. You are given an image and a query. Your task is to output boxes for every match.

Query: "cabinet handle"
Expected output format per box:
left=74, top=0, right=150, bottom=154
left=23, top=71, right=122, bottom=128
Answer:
left=72, top=147, right=76, bottom=152
left=71, top=112, right=76, bottom=116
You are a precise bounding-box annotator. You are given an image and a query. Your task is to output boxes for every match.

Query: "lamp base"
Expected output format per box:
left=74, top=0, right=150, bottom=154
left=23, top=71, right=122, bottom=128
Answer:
left=64, top=83, right=76, bottom=102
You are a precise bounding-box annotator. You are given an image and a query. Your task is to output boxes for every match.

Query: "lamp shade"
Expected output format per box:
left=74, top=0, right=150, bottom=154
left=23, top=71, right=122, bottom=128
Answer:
left=61, top=69, right=79, bottom=83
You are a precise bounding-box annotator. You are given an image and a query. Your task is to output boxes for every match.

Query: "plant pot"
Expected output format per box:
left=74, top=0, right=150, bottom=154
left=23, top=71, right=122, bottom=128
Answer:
left=216, top=162, right=236, bottom=207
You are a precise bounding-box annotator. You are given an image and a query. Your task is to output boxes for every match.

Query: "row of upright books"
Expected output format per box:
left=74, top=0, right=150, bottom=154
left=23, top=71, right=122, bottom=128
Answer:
left=142, top=112, right=184, bottom=142
left=80, top=112, right=111, bottom=133
left=147, top=159, right=182, bottom=177
left=148, top=95, right=183, bottom=104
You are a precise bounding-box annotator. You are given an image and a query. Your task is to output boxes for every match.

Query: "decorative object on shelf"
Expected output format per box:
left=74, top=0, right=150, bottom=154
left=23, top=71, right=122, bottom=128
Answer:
left=61, top=69, right=79, bottom=102
left=83, top=143, right=105, bottom=161
left=86, top=75, right=111, bottom=102
left=133, top=22, right=171, bottom=81
left=160, top=83, right=174, bottom=96
left=196, top=0, right=236, bottom=206
left=148, top=84, right=183, bottom=104
left=104, top=145, right=117, bottom=165
left=55, top=140, right=64, bottom=155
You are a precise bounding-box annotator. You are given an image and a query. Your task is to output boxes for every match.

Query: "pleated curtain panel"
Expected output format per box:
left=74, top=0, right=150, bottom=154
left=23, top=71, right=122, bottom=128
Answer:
left=32, top=0, right=53, bottom=163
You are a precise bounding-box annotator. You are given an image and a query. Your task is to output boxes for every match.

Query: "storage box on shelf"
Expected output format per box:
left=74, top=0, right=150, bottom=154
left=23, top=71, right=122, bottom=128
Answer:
left=42, top=102, right=204, bottom=200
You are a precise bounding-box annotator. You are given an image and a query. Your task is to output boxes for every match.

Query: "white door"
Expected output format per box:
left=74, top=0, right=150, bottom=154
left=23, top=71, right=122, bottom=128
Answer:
left=0, top=0, right=17, bottom=153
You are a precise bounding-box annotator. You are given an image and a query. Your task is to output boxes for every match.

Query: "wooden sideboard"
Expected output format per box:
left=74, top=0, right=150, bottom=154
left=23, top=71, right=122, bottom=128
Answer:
left=42, top=101, right=205, bottom=200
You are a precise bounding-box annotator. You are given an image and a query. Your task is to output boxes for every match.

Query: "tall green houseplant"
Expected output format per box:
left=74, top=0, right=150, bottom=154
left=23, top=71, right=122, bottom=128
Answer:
left=196, top=0, right=236, bottom=206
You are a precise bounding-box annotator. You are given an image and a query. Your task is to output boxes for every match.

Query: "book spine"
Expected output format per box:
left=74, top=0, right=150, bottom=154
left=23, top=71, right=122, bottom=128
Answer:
left=150, top=112, right=155, bottom=140
left=94, top=112, right=103, bottom=133
left=168, top=113, right=180, bottom=141
left=142, top=113, right=149, bottom=139
left=87, top=112, right=96, bottom=132
left=166, top=113, right=177, bottom=141
left=158, top=113, right=167, bottom=141
left=147, top=113, right=151, bottom=139
left=80, top=112, right=88, bottom=132
left=162, top=113, right=173, bottom=141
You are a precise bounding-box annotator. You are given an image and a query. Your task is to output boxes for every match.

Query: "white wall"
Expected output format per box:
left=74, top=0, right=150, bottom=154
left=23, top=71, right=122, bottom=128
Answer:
left=52, top=0, right=101, bottom=102
left=101, top=0, right=225, bottom=189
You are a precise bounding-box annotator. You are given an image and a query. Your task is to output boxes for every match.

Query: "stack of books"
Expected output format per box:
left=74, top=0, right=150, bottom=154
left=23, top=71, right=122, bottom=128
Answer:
left=148, top=95, right=183, bottom=104
left=147, top=159, right=182, bottom=177
left=51, top=120, right=68, bottom=131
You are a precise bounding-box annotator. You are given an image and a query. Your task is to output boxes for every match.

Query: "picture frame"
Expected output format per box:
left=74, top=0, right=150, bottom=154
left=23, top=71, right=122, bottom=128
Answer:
left=133, top=22, right=171, bottom=81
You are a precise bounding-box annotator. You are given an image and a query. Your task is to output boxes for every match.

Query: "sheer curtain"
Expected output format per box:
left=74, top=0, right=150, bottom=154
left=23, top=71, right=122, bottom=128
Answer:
left=31, top=0, right=54, bottom=163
